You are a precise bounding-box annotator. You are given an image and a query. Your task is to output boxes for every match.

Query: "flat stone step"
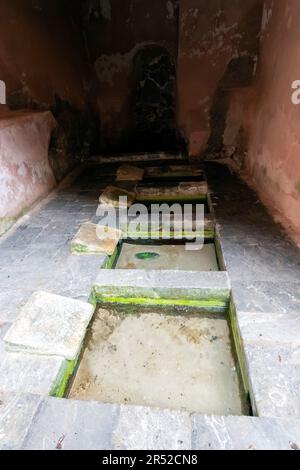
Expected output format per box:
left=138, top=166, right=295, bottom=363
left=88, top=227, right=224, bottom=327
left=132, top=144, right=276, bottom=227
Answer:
left=87, top=152, right=184, bottom=164
left=4, top=291, right=95, bottom=361
left=70, top=222, right=122, bottom=255
left=99, top=186, right=136, bottom=208
left=0, top=324, right=69, bottom=397
left=116, top=164, right=144, bottom=182
left=1, top=392, right=300, bottom=450
left=92, top=269, right=230, bottom=311
left=136, top=181, right=208, bottom=202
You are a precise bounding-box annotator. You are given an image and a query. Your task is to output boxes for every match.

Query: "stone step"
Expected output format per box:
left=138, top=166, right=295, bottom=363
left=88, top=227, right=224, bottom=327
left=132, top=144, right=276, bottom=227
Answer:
left=1, top=392, right=300, bottom=450
left=92, top=269, right=230, bottom=312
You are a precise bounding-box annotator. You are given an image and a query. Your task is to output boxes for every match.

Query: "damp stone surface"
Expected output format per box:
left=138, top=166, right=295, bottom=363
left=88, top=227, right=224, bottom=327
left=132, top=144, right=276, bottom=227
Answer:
left=115, top=243, right=219, bottom=271
left=69, top=307, right=245, bottom=416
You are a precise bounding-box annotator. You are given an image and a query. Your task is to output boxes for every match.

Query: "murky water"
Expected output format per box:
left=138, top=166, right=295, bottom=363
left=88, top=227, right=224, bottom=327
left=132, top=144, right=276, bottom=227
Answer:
left=115, top=243, right=219, bottom=271
left=69, top=307, right=246, bottom=415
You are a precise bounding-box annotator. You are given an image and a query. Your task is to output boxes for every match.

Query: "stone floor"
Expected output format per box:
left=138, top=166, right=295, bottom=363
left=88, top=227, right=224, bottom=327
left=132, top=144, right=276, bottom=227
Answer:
left=0, top=157, right=300, bottom=450
left=207, top=163, right=300, bottom=420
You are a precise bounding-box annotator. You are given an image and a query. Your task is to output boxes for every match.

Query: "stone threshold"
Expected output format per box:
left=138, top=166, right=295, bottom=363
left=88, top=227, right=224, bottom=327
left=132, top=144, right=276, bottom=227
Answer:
left=1, top=391, right=300, bottom=450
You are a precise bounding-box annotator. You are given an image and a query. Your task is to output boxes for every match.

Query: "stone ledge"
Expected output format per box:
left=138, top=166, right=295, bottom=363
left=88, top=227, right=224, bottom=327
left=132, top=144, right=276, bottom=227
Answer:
left=92, top=270, right=230, bottom=312
left=0, top=322, right=70, bottom=397
left=2, top=391, right=300, bottom=450
left=192, top=414, right=300, bottom=450
left=21, top=396, right=191, bottom=450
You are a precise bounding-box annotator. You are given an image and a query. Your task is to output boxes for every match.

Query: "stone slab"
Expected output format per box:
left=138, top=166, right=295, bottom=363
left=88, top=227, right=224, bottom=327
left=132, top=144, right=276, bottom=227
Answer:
left=145, top=165, right=203, bottom=179
left=231, top=280, right=300, bottom=315
left=192, top=414, right=300, bottom=450
left=113, top=405, right=191, bottom=450
left=9, top=392, right=300, bottom=450
left=4, top=291, right=95, bottom=361
left=99, top=186, right=136, bottom=208
left=237, top=310, right=300, bottom=346
left=0, top=391, right=42, bottom=450
left=219, top=238, right=300, bottom=284
left=70, top=222, right=122, bottom=256
left=0, top=322, right=69, bottom=396
left=21, top=396, right=191, bottom=450
left=244, top=342, right=300, bottom=419
left=92, top=270, right=230, bottom=308
left=231, top=308, right=300, bottom=419
left=116, top=164, right=144, bottom=182
left=136, top=181, right=208, bottom=200
left=22, top=397, right=120, bottom=450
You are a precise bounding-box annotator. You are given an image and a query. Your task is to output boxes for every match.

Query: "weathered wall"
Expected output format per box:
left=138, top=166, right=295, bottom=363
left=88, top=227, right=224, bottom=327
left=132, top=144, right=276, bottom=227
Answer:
left=240, top=0, right=300, bottom=236
left=82, top=0, right=180, bottom=152
left=0, top=0, right=99, bottom=179
left=177, top=0, right=263, bottom=158
left=0, top=111, right=56, bottom=235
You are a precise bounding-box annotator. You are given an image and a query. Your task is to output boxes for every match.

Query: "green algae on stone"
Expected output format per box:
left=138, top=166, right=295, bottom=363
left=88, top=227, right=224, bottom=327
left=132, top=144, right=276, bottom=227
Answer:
left=50, top=359, right=76, bottom=398
left=70, top=243, right=89, bottom=254
left=135, top=252, right=160, bottom=261
left=228, top=301, right=250, bottom=397
left=126, top=229, right=215, bottom=240
left=102, top=245, right=120, bottom=269
left=91, top=293, right=228, bottom=313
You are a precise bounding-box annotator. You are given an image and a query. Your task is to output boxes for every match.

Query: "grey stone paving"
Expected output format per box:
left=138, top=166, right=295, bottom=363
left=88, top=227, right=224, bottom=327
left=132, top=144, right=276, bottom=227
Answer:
left=0, top=392, right=42, bottom=450
left=206, top=162, right=300, bottom=420
left=2, top=391, right=300, bottom=450
left=1, top=161, right=300, bottom=449
left=0, top=166, right=107, bottom=324
left=0, top=323, right=69, bottom=396
left=21, top=397, right=191, bottom=451
left=92, top=269, right=230, bottom=309
left=192, top=414, right=300, bottom=450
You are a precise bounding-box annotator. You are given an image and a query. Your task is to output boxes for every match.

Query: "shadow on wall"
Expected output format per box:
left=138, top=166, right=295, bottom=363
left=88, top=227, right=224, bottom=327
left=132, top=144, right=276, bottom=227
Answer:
left=129, top=45, right=184, bottom=153
left=204, top=1, right=264, bottom=161
left=49, top=96, right=100, bottom=181
left=206, top=56, right=256, bottom=157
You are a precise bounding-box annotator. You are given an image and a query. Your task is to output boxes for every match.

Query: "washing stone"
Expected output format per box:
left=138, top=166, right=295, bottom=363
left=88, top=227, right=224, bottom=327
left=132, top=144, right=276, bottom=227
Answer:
left=70, top=222, right=122, bottom=255
left=145, top=164, right=203, bottom=179
left=99, top=186, right=136, bottom=208
left=136, top=181, right=208, bottom=199
left=4, top=291, right=95, bottom=361
left=116, top=164, right=144, bottom=182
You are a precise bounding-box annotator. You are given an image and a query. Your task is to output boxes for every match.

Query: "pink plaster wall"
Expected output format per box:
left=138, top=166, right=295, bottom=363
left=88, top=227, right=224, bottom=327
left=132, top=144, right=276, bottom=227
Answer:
left=177, top=0, right=262, bottom=157
left=244, top=0, right=300, bottom=236
left=0, top=111, right=56, bottom=234
left=0, top=0, right=89, bottom=111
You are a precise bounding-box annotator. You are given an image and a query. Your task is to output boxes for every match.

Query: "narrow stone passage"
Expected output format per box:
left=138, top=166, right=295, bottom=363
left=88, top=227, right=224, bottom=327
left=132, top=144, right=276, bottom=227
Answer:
left=1, top=157, right=300, bottom=450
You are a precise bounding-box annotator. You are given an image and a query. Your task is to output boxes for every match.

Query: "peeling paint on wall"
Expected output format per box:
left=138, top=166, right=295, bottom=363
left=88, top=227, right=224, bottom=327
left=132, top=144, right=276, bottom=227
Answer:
left=261, top=0, right=274, bottom=34
left=0, top=80, right=6, bottom=104
left=177, top=0, right=263, bottom=158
